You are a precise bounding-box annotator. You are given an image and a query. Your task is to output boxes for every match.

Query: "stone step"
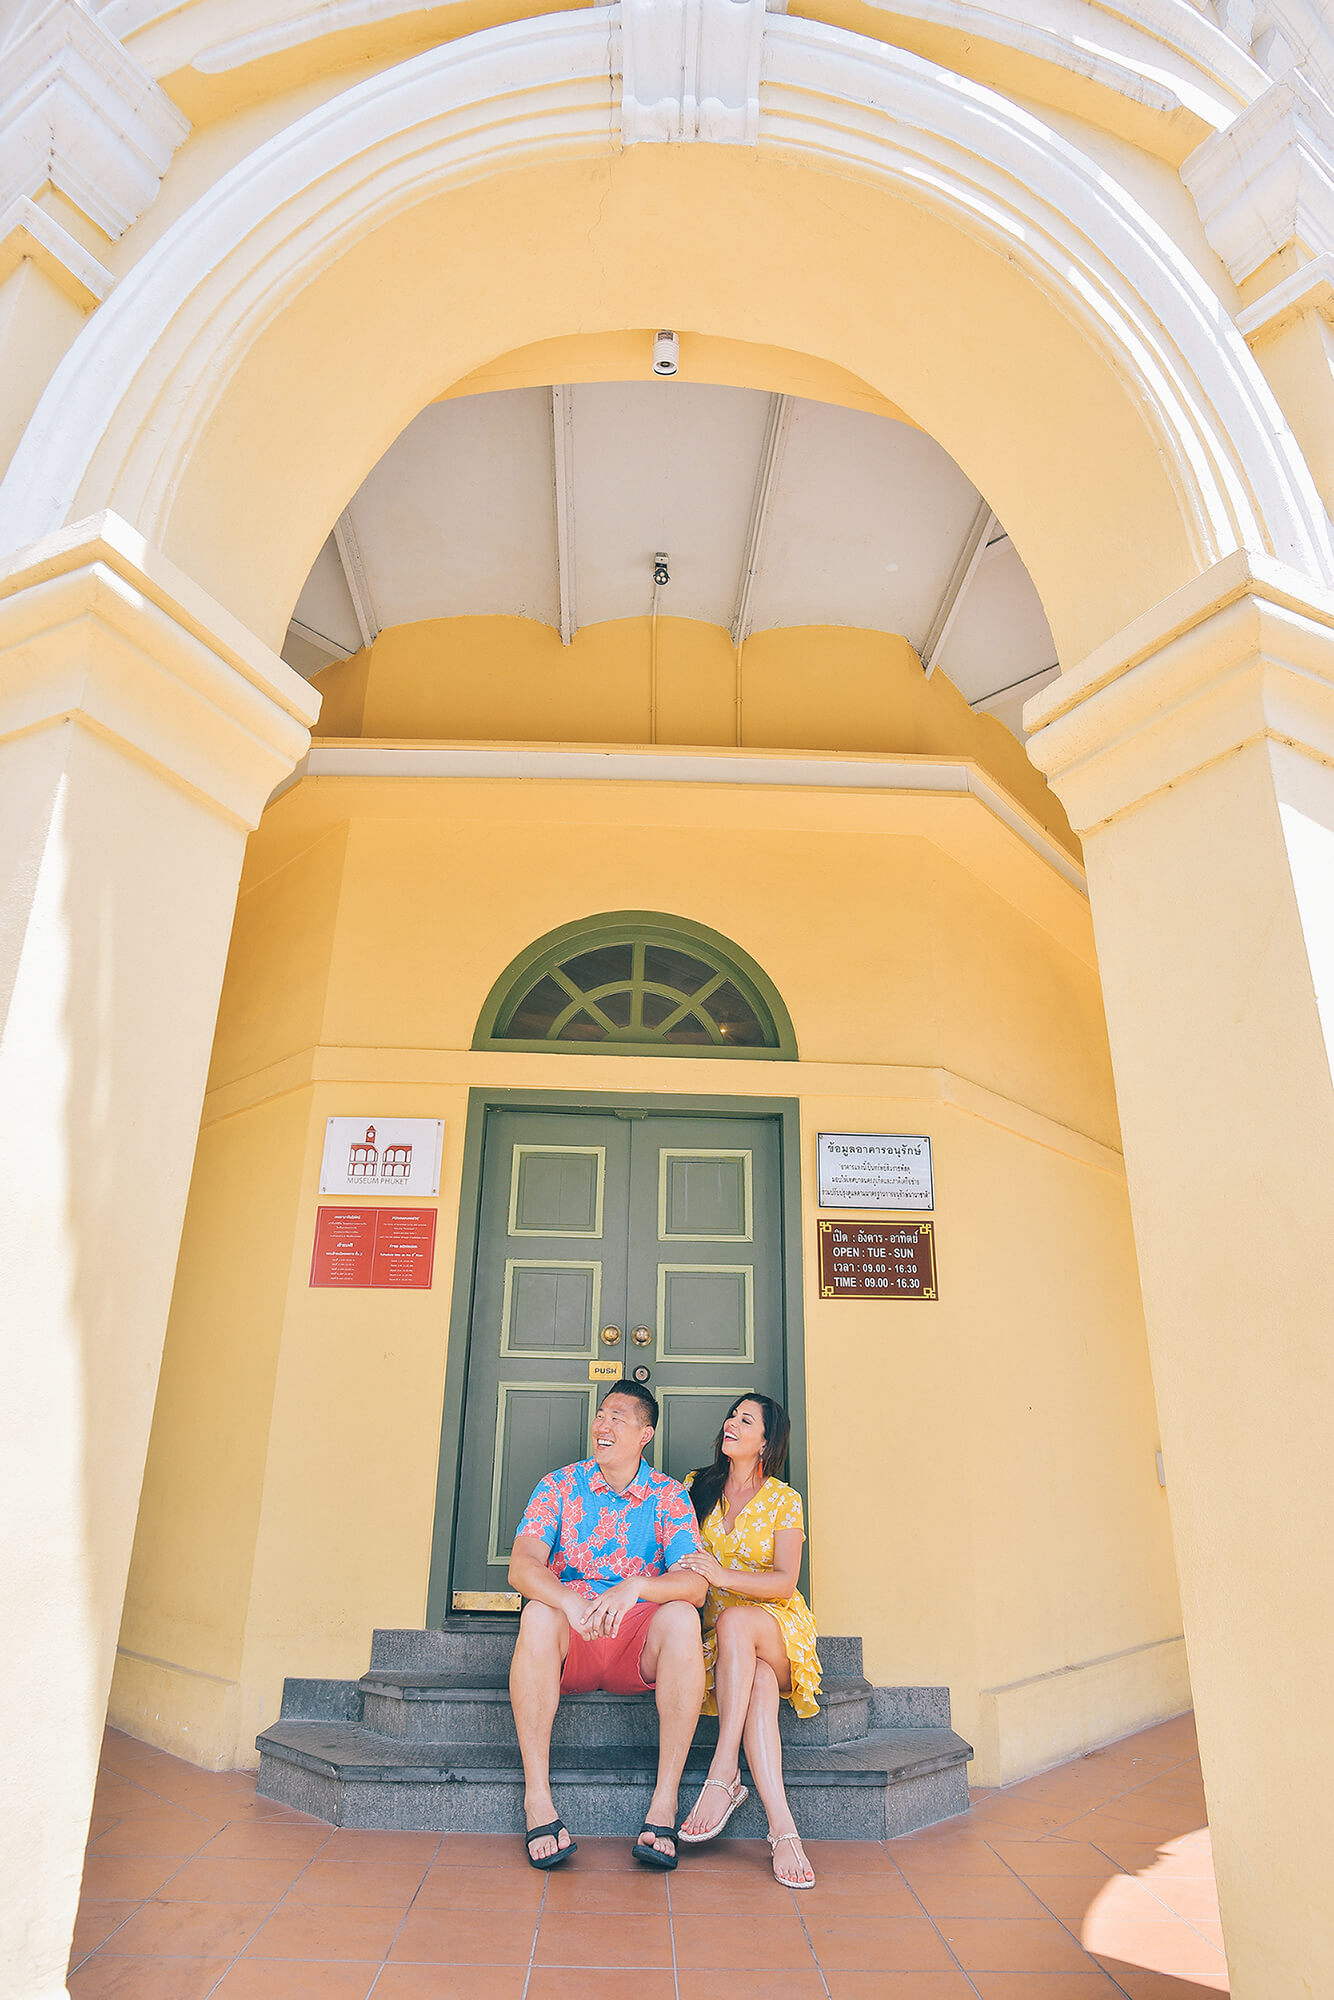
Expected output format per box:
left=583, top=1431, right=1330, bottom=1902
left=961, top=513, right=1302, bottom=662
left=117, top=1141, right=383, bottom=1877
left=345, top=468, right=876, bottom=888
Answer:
left=366, top=1624, right=869, bottom=1682
left=357, top=1670, right=876, bottom=1748
left=255, top=1718, right=972, bottom=1841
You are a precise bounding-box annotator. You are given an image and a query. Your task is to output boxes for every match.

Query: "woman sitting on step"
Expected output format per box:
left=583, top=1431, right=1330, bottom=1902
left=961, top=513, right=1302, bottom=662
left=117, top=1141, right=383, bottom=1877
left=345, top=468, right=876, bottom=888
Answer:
left=676, top=1393, right=821, bottom=1887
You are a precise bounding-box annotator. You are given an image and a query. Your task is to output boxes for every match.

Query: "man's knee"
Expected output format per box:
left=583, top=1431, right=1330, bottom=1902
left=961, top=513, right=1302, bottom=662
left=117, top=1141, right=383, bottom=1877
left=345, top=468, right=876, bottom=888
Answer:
left=655, top=1599, right=701, bottom=1643
left=515, top=1599, right=568, bottom=1656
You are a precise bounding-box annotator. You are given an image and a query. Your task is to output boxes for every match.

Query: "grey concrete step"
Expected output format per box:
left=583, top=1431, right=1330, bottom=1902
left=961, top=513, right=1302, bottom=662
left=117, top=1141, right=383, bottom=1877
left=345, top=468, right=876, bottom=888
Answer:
left=357, top=1670, right=876, bottom=1747
left=255, top=1718, right=972, bottom=1840
left=366, top=1624, right=870, bottom=1682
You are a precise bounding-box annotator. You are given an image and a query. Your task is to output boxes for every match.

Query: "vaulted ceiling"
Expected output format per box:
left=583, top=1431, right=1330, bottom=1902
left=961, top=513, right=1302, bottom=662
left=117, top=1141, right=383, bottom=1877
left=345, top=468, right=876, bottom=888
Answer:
left=284, top=382, right=1058, bottom=743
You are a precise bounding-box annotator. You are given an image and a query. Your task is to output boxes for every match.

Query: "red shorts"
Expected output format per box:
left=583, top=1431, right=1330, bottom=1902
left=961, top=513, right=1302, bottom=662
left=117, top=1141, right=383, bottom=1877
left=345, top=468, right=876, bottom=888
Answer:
left=561, top=1598, right=660, bottom=1695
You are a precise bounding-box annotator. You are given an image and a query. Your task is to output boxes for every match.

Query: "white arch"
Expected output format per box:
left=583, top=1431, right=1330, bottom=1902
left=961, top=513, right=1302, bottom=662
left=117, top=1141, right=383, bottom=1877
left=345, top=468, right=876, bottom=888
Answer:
left=1, top=4, right=1329, bottom=597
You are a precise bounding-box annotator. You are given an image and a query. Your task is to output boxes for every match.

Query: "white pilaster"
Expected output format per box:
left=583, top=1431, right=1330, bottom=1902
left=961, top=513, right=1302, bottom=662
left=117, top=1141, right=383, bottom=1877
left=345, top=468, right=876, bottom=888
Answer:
left=1026, top=553, right=1334, bottom=2000
left=0, top=515, right=315, bottom=2000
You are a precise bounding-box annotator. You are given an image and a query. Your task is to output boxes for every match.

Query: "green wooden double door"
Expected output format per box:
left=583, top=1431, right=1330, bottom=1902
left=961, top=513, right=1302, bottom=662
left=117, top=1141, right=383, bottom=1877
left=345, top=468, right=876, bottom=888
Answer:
left=449, top=1106, right=787, bottom=1610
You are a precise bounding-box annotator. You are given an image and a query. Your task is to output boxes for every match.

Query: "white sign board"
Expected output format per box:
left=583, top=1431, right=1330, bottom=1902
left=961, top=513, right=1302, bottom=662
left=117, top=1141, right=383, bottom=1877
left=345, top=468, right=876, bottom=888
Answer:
left=817, top=1133, right=934, bottom=1211
left=320, top=1118, right=444, bottom=1197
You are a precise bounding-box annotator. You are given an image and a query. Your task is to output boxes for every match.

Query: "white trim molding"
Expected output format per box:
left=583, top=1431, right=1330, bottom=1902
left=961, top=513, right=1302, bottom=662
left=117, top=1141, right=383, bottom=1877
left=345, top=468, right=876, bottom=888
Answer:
left=0, top=0, right=189, bottom=245
left=1236, top=250, right=1334, bottom=343
left=0, top=195, right=114, bottom=307
left=1182, top=72, right=1334, bottom=284
left=287, top=740, right=1088, bottom=894
left=1, top=6, right=1330, bottom=601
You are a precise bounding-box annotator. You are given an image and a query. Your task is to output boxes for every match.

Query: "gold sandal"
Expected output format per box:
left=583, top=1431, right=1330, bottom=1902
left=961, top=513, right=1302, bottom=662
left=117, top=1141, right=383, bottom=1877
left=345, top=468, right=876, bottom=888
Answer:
left=679, top=1774, right=749, bottom=1843
left=768, top=1829, right=815, bottom=1888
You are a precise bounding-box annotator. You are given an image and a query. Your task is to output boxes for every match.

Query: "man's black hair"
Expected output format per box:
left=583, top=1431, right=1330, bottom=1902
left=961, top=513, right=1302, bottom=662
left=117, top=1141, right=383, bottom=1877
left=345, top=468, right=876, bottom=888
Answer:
left=600, top=1379, right=659, bottom=1429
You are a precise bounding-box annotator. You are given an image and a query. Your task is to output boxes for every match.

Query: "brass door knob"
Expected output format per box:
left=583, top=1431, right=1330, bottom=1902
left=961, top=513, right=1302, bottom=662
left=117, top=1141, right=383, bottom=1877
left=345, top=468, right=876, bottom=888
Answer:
left=630, top=1326, right=653, bottom=1347
left=600, top=1325, right=623, bottom=1346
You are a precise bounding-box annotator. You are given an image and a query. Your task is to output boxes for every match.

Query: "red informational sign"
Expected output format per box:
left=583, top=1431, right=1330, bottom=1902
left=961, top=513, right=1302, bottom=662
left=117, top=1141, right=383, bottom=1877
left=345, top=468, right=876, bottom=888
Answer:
left=309, top=1206, right=437, bottom=1289
left=370, top=1207, right=437, bottom=1289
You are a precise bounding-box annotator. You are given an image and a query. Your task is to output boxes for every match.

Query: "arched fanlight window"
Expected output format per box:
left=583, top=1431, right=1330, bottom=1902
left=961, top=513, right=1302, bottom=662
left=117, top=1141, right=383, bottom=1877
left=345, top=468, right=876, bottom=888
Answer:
left=474, top=913, right=796, bottom=1058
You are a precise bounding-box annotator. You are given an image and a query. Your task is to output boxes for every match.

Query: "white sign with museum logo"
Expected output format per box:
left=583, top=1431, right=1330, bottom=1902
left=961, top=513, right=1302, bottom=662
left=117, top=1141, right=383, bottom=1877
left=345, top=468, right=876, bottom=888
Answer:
left=319, top=1117, right=444, bottom=1198
left=817, top=1133, right=934, bottom=1211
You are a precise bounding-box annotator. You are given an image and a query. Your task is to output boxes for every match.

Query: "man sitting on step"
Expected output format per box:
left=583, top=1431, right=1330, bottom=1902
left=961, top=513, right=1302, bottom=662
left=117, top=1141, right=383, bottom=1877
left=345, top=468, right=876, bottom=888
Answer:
left=508, top=1380, right=708, bottom=1871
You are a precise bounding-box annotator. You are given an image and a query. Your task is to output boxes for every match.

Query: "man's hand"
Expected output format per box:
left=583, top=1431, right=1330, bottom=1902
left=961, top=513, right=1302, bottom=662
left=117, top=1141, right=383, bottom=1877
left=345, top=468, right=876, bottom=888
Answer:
left=559, top=1586, right=602, bottom=1636
left=582, top=1576, right=641, bottom=1640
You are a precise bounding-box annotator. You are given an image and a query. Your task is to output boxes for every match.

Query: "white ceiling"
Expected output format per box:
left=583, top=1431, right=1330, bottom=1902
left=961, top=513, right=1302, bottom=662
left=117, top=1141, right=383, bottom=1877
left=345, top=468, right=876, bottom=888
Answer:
left=285, top=382, right=1057, bottom=742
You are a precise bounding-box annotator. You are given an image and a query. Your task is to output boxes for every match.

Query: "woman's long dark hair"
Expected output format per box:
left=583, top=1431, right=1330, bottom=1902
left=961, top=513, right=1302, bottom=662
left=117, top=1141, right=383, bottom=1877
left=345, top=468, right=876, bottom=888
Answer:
left=688, top=1392, right=791, bottom=1526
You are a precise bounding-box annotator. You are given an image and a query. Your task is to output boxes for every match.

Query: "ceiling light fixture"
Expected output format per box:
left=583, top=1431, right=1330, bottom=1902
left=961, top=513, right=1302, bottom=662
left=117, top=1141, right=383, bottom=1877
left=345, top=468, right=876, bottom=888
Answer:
left=652, top=329, right=679, bottom=377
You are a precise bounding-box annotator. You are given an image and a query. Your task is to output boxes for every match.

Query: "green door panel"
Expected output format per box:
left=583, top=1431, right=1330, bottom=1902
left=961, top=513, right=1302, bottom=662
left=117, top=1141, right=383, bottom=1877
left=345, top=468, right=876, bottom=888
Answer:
left=448, top=1106, right=787, bottom=1606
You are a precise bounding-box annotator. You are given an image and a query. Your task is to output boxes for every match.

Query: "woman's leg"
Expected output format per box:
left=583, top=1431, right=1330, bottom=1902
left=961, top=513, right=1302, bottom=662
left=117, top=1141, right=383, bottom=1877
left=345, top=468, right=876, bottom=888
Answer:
left=681, top=1606, right=776, bottom=1836
left=742, top=1659, right=815, bottom=1888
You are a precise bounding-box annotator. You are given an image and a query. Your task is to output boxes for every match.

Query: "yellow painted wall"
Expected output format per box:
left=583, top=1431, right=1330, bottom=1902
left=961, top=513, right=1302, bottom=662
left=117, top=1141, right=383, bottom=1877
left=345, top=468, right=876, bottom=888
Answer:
left=115, top=762, right=1182, bottom=1784
left=312, top=616, right=1074, bottom=849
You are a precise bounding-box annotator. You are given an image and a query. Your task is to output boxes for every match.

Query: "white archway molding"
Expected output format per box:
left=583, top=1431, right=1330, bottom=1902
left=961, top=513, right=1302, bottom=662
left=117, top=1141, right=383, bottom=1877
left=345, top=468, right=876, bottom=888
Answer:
left=1, top=3, right=1330, bottom=644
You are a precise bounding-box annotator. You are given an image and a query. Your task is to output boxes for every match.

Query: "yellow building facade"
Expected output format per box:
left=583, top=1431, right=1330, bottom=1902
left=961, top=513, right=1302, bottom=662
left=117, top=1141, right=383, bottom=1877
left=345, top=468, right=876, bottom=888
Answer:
left=3, top=2, right=1334, bottom=1995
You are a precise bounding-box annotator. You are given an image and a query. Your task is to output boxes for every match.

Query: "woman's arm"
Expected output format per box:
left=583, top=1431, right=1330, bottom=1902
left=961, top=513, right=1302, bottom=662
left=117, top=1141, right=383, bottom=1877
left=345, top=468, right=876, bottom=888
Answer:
left=676, top=1527, right=804, bottom=1601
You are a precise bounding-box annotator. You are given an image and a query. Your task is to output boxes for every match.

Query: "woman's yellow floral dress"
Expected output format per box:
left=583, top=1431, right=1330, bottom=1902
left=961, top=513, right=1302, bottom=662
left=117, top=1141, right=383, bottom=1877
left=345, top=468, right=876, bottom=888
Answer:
left=685, top=1474, right=822, bottom=1718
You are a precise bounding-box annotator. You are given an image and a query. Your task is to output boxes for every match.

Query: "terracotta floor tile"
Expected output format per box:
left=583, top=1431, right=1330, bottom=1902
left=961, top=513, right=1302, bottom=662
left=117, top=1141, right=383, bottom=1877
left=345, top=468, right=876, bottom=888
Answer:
left=527, top=1974, right=677, bottom=2000
left=1033, top=1875, right=1170, bottom=1925
left=68, top=1901, right=142, bottom=1963
left=202, top=1821, right=331, bottom=1861
left=371, top=1969, right=528, bottom=1999
left=786, top=1871, right=921, bottom=1917
left=666, top=1864, right=796, bottom=1912
left=1107, top=1974, right=1230, bottom=1998
left=78, top=1856, right=184, bottom=1902
left=102, top=1897, right=271, bottom=1958
left=1091, top=1923, right=1230, bottom=1979
left=803, top=1915, right=957, bottom=1971
left=972, top=1798, right=1084, bottom=1834
left=319, top=1831, right=441, bottom=1864
left=68, top=1955, right=231, bottom=1998
left=676, top=1973, right=827, bottom=2000
left=992, top=1841, right=1124, bottom=1878
left=893, top=1839, right=1012, bottom=1877
left=159, top=1855, right=312, bottom=1902
left=820, top=1977, right=979, bottom=1999
left=913, top=1872, right=1048, bottom=1918
left=673, top=1909, right=816, bottom=1969
left=416, top=1861, right=547, bottom=1909
left=389, top=1904, right=538, bottom=1964
left=541, top=1867, right=667, bottom=1912
left=1061, top=1811, right=1186, bottom=1846
left=936, top=1917, right=1100, bottom=1972
left=289, top=1859, right=428, bottom=1907
left=531, top=1911, right=673, bottom=1967
left=969, top=1976, right=1129, bottom=1997
left=657, top=1835, right=772, bottom=1873
left=211, top=1961, right=380, bottom=1997
left=88, top=1810, right=217, bottom=1858
left=242, top=1900, right=402, bottom=1960
left=797, top=1838, right=902, bottom=1872
left=434, top=1832, right=536, bottom=1869
left=1141, top=1880, right=1221, bottom=1923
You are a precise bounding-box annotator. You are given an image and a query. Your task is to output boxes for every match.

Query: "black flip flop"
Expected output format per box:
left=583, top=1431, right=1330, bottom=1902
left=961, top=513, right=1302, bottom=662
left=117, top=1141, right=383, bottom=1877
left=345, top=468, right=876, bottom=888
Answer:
left=524, top=1818, right=577, bottom=1870
left=632, top=1822, right=678, bottom=1871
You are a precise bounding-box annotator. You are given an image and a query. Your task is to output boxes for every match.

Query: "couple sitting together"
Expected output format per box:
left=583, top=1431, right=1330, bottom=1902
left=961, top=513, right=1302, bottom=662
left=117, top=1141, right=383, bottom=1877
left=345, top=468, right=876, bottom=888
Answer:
left=508, top=1380, right=821, bottom=1886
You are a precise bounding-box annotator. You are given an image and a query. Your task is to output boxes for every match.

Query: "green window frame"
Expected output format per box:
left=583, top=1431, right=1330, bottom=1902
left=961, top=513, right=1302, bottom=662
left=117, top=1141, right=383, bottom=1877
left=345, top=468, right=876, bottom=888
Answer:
left=473, top=911, right=797, bottom=1059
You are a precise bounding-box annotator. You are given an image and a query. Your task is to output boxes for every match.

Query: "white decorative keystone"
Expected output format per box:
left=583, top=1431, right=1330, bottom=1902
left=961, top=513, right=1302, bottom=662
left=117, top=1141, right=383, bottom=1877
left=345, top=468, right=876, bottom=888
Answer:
left=0, top=0, right=189, bottom=296
left=619, top=0, right=766, bottom=146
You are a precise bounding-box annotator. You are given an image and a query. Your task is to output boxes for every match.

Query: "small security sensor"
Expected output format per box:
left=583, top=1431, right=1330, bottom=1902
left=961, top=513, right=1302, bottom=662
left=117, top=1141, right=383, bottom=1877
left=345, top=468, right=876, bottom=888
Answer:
left=654, top=552, right=670, bottom=587
left=652, top=330, right=679, bottom=377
